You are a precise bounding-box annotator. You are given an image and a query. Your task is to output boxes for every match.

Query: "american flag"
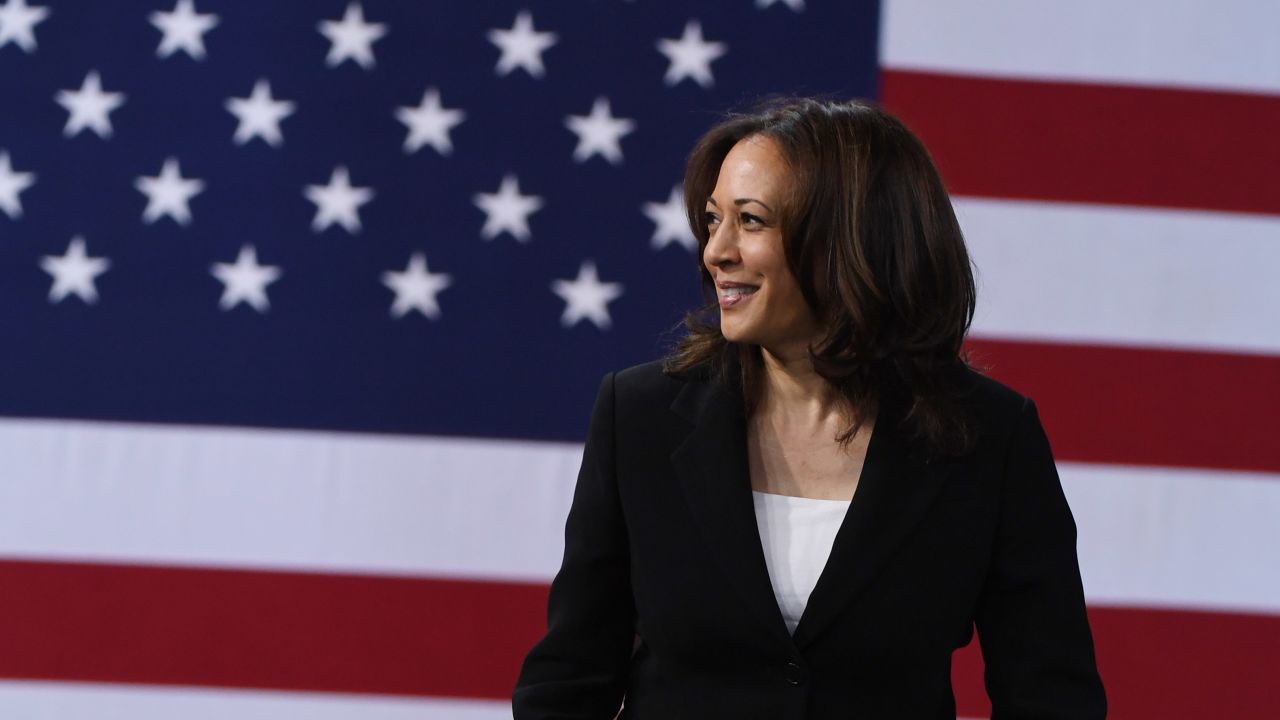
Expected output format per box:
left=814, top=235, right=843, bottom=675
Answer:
left=0, top=1, right=1276, bottom=717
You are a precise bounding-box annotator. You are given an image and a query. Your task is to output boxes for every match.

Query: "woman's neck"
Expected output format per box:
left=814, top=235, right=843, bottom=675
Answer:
left=757, top=344, right=845, bottom=425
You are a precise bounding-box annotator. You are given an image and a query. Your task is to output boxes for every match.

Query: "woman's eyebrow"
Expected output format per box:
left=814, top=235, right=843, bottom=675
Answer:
left=735, top=198, right=772, bottom=212
left=705, top=197, right=773, bottom=212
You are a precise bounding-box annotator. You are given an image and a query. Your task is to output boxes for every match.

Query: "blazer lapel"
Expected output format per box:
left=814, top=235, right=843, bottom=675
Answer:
left=791, top=391, right=957, bottom=649
left=669, top=369, right=795, bottom=648
left=668, top=359, right=958, bottom=652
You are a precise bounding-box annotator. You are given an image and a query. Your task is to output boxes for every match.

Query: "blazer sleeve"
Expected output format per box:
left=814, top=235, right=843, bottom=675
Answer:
left=512, top=372, right=636, bottom=719
left=975, top=397, right=1108, bottom=719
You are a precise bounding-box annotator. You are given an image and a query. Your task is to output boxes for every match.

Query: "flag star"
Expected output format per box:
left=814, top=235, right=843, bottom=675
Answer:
left=564, top=97, right=636, bottom=165
left=225, top=79, right=296, bottom=147
left=0, top=0, right=48, bottom=53
left=210, top=245, right=281, bottom=313
left=488, top=10, right=557, bottom=79
left=757, top=0, right=805, bottom=10
left=551, top=260, right=624, bottom=330
left=318, top=1, right=387, bottom=70
left=382, top=252, right=452, bottom=319
left=644, top=185, right=695, bottom=252
left=55, top=70, right=126, bottom=139
left=149, top=0, right=219, bottom=60
left=0, top=149, right=36, bottom=220
left=473, top=174, right=543, bottom=242
left=134, top=157, right=205, bottom=226
left=304, top=165, right=374, bottom=233
left=656, top=20, right=727, bottom=88
left=395, top=87, right=465, bottom=156
left=40, top=236, right=109, bottom=304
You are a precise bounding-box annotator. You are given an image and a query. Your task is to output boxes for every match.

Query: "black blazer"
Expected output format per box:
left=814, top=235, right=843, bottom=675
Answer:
left=513, top=356, right=1105, bottom=719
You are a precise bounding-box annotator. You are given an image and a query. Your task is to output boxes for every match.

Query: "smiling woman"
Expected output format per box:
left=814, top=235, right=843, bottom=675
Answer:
left=702, top=136, right=817, bottom=349
left=671, top=97, right=982, bottom=458
left=513, top=98, right=1106, bottom=719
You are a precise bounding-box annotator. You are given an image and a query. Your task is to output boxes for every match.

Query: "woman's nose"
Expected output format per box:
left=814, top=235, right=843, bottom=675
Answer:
left=703, top=224, right=739, bottom=270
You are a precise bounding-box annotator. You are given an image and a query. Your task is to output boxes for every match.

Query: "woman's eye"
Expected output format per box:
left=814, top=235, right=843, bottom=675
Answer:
left=741, top=213, right=764, bottom=227
left=703, top=211, right=720, bottom=226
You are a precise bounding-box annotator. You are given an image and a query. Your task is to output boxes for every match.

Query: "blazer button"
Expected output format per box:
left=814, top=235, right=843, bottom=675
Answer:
left=782, top=660, right=806, bottom=686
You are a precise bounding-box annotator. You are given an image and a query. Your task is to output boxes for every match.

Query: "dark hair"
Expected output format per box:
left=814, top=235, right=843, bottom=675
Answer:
left=662, top=96, right=983, bottom=457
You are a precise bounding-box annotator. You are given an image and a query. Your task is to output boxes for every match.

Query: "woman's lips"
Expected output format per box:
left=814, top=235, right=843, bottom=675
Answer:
left=718, top=286, right=758, bottom=308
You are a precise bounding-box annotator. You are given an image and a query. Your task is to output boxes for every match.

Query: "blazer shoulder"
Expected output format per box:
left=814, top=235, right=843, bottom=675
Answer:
left=962, top=365, right=1027, bottom=408
left=957, top=365, right=1034, bottom=435
left=612, top=357, right=702, bottom=401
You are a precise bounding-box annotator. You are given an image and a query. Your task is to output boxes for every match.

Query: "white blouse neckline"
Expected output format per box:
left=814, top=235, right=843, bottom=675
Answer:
left=751, top=489, right=853, bottom=504
left=751, top=489, right=852, bottom=635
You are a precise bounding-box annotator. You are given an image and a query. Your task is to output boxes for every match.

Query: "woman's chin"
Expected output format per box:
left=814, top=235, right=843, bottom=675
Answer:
left=720, top=326, right=764, bottom=348
left=718, top=321, right=747, bottom=344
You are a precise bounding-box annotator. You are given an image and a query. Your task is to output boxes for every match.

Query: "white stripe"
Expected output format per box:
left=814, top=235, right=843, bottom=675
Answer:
left=881, top=0, right=1280, bottom=95
left=2, top=418, right=1278, bottom=615
left=0, top=680, right=510, bottom=720
left=0, top=681, right=987, bottom=720
left=0, top=416, right=580, bottom=582
left=956, top=197, right=1280, bottom=356
left=1061, top=462, right=1280, bottom=616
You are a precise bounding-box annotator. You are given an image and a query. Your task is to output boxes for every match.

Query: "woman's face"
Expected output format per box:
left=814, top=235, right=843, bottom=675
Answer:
left=703, top=135, right=819, bottom=357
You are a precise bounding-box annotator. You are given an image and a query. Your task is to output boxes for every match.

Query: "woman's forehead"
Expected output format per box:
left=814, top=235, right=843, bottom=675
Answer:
left=711, top=136, right=788, bottom=198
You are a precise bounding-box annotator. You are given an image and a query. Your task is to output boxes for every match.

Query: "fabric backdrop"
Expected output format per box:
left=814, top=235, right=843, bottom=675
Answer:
left=0, top=0, right=1276, bottom=717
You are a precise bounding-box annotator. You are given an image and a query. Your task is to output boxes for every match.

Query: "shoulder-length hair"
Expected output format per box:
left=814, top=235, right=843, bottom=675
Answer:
left=662, top=96, right=983, bottom=457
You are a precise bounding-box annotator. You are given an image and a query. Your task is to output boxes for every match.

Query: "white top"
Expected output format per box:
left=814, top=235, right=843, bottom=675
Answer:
left=751, top=489, right=852, bottom=635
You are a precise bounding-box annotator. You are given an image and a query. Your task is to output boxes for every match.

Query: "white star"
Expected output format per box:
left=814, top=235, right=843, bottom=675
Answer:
left=55, top=70, right=126, bottom=139
left=318, top=1, right=387, bottom=70
left=40, top=236, right=109, bottom=304
left=225, top=79, right=296, bottom=147
left=551, top=260, right=624, bottom=330
left=644, top=185, right=695, bottom=252
left=0, top=0, right=48, bottom=53
left=473, top=174, right=543, bottom=242
left=381, top=252, right=452, bottom=319
left=149, top=0, right=219, bottom=60
left=134, top=157, right=205, bottom=225
left=210, top=245, right=281, bottom=312
left=564, top=97, right=635, bottom=165
left=0, top=149, right=36, bottom=220
left=304, top=165, right=374, bottom=233
left=395, top=87, right=465, bottom=155
left=756, top=0, right=805, bottom=10
left=488, top=10, right=557, bottom=78
left=656, top=20, right=727, bottom=88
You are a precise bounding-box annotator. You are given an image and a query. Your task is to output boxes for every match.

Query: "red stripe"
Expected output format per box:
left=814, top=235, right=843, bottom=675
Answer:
left=964, top=337, right=1280, bottom=474
left=953, top=605, right=1280, bottom=719
left=3, top=559, right=1278, bottom=717
left=880, top=69, right=1280, bottom=217
left=0, top=559, right=547, bottom=700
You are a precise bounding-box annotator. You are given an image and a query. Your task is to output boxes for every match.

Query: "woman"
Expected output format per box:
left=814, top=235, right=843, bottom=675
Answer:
left=512, top=97, right=1106, bottom=718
